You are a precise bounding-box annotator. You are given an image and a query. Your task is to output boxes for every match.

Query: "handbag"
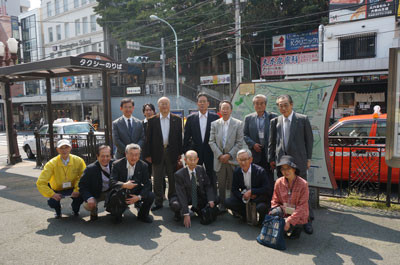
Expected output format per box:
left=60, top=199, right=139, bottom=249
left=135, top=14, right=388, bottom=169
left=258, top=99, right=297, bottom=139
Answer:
left=257, top=215, right=286, bottom=250
left=105, top=188, right=129, bottom=216
left=199, top=205, right=218, bottom=225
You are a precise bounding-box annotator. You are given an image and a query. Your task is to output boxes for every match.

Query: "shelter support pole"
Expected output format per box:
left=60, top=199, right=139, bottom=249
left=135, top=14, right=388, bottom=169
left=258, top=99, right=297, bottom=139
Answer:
left=102, top=71, right=112, bottom=147
left=45, top=77, right=55, bottom=158
left=4, top=81, right=21, bottom=164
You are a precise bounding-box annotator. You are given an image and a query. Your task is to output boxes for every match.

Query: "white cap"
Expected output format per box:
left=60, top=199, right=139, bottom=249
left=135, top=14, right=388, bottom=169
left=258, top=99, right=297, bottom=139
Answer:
left=57, top=139, right=71, bottom=148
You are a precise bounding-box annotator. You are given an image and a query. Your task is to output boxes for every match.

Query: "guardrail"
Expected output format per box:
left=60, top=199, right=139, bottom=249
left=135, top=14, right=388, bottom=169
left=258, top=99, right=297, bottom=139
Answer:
left=35, top=130, right=106, bottom=168
left=322, top=136, right=400, bottom=204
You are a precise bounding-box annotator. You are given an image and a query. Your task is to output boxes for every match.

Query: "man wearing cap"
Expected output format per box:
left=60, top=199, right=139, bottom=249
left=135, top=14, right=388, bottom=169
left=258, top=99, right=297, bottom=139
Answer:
left=36, top=139, right=86, bottom=218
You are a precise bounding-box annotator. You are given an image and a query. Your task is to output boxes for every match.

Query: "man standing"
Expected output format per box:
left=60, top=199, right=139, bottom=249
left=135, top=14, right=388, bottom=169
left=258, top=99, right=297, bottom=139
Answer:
left=268, top=94, right=314, bottom=234
left=183, top=93, right=219, bottom=192
left=144, top=97, right=183, bottom=211
left=36, top=139, right=86, bottom=218
left=109, top=144, right=154, bottom=223
left=209, top=100, right=243, bottom=212
left=225, top=149, right=273, bottom=224
left=79, top=145, right=113, bottom=221
left=171, top=150, right=217, bottom=227
left=244, top=94, right=277, bottom=183
left=113, top=98, right=145, bottom=159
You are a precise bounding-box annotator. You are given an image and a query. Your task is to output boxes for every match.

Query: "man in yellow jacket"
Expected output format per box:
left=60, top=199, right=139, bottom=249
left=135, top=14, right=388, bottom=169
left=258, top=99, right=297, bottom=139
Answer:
left=36, top=139, right=86, bottom=218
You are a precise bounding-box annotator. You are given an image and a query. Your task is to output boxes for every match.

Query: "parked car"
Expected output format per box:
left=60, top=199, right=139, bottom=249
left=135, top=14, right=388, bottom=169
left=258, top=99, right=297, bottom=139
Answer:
left=328, top=113, right=399, bottom=184
left=23, top=119, right=104, bottom=159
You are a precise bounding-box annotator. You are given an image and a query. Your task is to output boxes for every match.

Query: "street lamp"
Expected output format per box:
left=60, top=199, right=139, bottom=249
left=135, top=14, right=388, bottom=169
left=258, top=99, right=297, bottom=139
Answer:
left=0, top=38, right=19, bottom=66
left=150, top=15, right=179, bottom=102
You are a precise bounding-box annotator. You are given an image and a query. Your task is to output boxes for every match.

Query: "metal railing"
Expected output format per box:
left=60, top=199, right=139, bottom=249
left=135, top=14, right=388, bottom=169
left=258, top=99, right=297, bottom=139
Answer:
left=322, top=136, right=400, bottom=204
left=34, top=129, right=106, bottom=168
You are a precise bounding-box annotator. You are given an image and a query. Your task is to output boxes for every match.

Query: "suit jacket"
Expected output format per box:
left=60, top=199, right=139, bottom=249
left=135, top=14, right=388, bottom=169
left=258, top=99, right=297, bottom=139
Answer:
left=175, top=165, right=215, bottom=215
left=144, top=113, right=183, bottom=165
left=268, top=112, right=313, bottom=177
left=79, top=160, right=114, bottom=201
left=244, top=111, right=277, bottom=164
left=231, top=163, right=273, bottom=203
left=109, top=158, right=151, bottom=198
left=112, top=116, right=145, bottom=159
left=183, top=111, right=219, bottom=165
left=209, top=117, right=244, bottom=172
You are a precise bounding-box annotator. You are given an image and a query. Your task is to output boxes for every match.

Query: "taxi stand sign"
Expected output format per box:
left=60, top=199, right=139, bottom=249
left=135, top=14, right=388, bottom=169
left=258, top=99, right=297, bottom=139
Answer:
left=386, top=48, right=400, bottom=168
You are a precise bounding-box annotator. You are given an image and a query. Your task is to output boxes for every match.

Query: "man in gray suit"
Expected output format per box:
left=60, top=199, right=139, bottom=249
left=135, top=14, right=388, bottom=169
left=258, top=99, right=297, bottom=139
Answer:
left=268, top=94, right=314, bottom=234
left=209, top=100, right=243, bottom=211
left=244, top=94, right=277, bottom=183
left=112, top=98, right=145, bottom=159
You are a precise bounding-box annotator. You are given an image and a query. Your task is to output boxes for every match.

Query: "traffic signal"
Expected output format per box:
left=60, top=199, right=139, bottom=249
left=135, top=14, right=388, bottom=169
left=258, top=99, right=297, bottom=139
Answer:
left=126, top=56, right=149, bottom=64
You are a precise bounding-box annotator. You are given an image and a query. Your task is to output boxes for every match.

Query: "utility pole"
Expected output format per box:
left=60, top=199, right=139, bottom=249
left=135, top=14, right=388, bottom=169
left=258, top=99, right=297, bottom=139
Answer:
left=161, top=37, right=166, bottom=96
left=235, top=0, right=242, bottom=87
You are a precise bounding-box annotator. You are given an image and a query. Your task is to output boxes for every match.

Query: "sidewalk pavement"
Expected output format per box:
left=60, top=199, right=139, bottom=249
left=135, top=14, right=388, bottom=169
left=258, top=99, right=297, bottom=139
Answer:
left=0, top=161, right=399, bottom=265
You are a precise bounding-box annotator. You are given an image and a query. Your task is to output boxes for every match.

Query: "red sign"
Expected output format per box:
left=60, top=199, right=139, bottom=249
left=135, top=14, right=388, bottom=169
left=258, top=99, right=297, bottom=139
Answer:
left=261, top=52, right=319, bottom=76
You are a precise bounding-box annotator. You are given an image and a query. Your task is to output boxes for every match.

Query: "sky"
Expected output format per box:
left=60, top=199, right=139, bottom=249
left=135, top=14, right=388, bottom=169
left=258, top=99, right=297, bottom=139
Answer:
left=29, top=0, right=41, bottom=10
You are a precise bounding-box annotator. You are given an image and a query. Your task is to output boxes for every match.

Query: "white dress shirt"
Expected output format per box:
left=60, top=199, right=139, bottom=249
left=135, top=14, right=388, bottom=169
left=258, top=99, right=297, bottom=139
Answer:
left=222, top=117, right=231, bottom=148
left=282, top=111, right=294, bottom=144
left=160, top=113, right=170, bottom=145
left=100, top=164, right=110, bottom=192
left=242, top=165, right=252, bottom=190
left=123, top=115, right=134, bottom=129
left=198, top=111, right=208, bottom=143
left=126, top=161, right=136, bottom=180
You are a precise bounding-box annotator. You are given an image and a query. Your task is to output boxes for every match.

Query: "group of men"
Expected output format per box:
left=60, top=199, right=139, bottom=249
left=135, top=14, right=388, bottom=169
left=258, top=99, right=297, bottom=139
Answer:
left=36, top=92, right=314, bottom=233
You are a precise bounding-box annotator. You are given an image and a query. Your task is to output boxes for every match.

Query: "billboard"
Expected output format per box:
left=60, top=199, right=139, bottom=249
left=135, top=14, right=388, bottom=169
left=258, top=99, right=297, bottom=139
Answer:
left=329, top=0, right=395, bottom=23
left=260, top=52, right=319, bottom=76
left=200, top=74, right=230, bottom=85
left=272, top=29, right=319, bottom=55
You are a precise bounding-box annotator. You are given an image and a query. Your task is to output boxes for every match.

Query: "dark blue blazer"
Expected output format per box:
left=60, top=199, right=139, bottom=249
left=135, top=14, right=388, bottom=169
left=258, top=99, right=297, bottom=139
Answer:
left=231, top=163, right=273, bottom=203
left=79, top=160, right=114, bottom=201
left=183, top=111, right=219, bottom=164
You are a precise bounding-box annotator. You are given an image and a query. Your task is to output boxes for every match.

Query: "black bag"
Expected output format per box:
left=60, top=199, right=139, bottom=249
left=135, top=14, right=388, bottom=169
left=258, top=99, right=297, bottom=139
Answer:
left=199, top=205, right=218, bottom=225
left=257, top=215, right=286, bottom=250
left=105, top=188, right=129, bottom=217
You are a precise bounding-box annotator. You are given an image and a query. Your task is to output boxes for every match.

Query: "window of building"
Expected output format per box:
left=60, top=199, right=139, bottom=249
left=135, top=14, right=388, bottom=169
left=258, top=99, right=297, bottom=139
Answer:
left=90, top=15, right=96, bottom=32
left=21, top=14, right=38, bottom=63
left=83, top=45, right=89, bottom=52
left=66, top=50, right=71, bottom=56
left=56, top=25, right=61, bottom=40
left=50, top=52, right=55, bottom=58
left=64, top=22, right=69, bottom=39
left=75, top=19, right=80, bottom=35
left=63, top=0, right=68, bottom=12
left=55, top=0, right=60, bottom=15
left=74, top=0, right=79, bottom=8
left=89, top=0, right=95, bottom=3
left=76, top=47, right=81, bottom=55
left=339, top=33, right=376, bottom=60
left=91, top=43, right=97, bottom=52
left=81, top=0, right=87, bottom=5
left=82, top=17, right=88, bottom=34
left=48, top=27, right=53, bottom=42
left=57, top=51, right=62, bottom=57
left=47, top=2, right=52, bottom=17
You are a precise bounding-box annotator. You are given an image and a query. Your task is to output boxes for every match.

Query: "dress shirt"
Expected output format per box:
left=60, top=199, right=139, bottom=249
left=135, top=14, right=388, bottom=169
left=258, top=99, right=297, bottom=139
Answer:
left=160, top=113, right=170, bottom=145
left=282, top=111, right=294, bottom=145
left=187, top=167, right=197, bottom=183
left=222, top=117, right=231, bottom=149
left=242, top=165, right=252, bottom=190
left=126, top=161, right=136, bottom=180
left=199, top=111, right=208, bottom=143
left=123, top=115, right=134, bottom=129
left=100, top=164, right=110, bottom=192
left=143, top=118, right=148, bottom=124
left=61, top=156, right=70, bottom=166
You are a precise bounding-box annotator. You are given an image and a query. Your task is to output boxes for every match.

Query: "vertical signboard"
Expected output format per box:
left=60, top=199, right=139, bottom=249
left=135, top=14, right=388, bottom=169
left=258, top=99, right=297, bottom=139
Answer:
left=11, top=16, right=20, bottom=40
left=386, top=48, right=400, bottom=167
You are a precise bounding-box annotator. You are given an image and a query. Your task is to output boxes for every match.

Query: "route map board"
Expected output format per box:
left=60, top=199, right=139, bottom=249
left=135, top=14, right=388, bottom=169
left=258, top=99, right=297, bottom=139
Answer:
left=231, top=79, right=340, bottom=189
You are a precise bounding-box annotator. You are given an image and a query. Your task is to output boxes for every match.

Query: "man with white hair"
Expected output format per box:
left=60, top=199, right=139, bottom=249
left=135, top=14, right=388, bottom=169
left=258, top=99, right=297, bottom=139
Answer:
left=225, top=149, right=273, bottom=224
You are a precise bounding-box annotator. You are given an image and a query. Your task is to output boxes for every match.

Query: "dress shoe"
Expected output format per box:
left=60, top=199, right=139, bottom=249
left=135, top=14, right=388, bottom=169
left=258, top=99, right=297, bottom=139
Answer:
left=72, top=211, right=79, bottom=217
left=54, top=213, right=62, bottom=219
left=218, top=205, right=227, bottom=213
left=303, top=222, right=313, bottom=235
left=90, top=214, right=98, bottom=221
left=151, top=205, right=163, bottom=211
left=138, top=215, right=153, bottom=223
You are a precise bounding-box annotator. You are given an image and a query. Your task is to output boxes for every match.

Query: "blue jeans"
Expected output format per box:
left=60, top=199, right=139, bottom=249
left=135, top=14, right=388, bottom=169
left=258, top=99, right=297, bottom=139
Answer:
left=47, top=188, right=83, bottom=215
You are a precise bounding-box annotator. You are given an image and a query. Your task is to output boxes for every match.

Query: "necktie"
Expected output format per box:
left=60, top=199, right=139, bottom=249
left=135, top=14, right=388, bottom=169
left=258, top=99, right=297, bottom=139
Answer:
left=191, top=172, right=198, bottom=208
left=284, top=118, right=290, bottom=151
left=127, top=118, right=133, bottom=136
left=223, top=121, right=227, bottom=148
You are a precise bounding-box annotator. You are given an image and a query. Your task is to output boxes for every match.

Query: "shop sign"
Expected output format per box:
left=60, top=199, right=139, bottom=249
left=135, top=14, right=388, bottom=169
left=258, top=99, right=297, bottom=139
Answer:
left=341, top=77, right=354, bottom=84
left=367, top=0, right=395, bottom=19
left=59, top=38, right=92, bottom=51
left=63, top=76, right=75, bottom=86
left=126, top=87, right=141, bottom=94
left=200, top=74, right=230, bottom=85
left=71, top=57, right=125, bottom=70
left=272, top=29, right=318, bottom=55
left=260, top=52, right=319, bottom=76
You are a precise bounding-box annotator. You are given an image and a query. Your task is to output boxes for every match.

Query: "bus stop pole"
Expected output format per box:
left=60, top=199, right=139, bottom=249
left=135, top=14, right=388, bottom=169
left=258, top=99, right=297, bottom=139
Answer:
left=45, top=77, right=55, bottom=158
left=4, top=81, right=21, bottom=164
left=102, top=70, right=111, bottom=148
left=386, top=166, right=392, bottom=207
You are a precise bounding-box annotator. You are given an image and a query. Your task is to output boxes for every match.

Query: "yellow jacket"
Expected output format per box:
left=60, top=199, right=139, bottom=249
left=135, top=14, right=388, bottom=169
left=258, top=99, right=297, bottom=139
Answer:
left=36, top=154, right=86, bottom=198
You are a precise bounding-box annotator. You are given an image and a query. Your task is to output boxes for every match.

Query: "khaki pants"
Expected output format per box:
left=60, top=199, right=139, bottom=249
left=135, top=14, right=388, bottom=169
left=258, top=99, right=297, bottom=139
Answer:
left=216, top=163, right=234, bottom=207
left=83, top=192, right=107, bottom=215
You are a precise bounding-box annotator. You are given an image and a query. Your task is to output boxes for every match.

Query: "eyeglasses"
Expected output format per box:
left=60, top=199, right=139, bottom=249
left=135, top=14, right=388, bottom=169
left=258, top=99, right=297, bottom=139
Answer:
left=277, top=103, right=290, bottom=109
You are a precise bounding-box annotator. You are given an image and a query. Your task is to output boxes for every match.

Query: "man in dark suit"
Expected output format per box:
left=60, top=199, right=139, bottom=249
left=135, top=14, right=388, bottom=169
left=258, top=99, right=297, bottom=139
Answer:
left=109, top=143, right=155, bottom=223
left=79, top=145, right=114, bottom=221
left=183, top=93, right=219, bottom=193
left=144, top=97, right=183, bottom=211
left=112, top=98, right=145, bottom=159
left=225, top=149, right=273, bottom=224
left=142, top=103, right=156, bottom=177
left=268, top=94, right=314, bottom=234
left=244, top=94, right=277, bottom=183
left=170, top=150, right=217, bottom=227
